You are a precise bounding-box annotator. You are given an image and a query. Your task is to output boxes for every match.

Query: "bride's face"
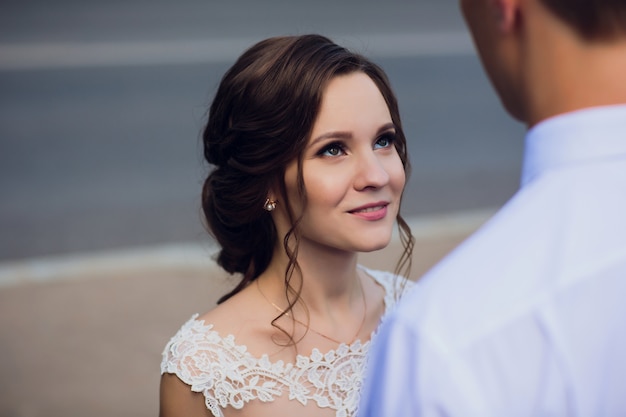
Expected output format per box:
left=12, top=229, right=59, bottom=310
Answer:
left=279, top=71, right=406, bottom=254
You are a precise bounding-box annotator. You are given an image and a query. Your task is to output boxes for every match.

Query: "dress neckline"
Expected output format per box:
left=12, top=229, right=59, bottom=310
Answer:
left=186, top=266, right=398, bottom=365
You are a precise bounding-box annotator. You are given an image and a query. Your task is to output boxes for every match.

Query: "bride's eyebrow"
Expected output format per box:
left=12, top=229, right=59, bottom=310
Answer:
left=377, top=122, right=397, bottom=134
left=310, top=131, right=352, bottom=148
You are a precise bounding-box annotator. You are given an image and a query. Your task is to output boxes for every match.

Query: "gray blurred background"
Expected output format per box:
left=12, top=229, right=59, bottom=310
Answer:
left=0, top=0, right=525, bottom=262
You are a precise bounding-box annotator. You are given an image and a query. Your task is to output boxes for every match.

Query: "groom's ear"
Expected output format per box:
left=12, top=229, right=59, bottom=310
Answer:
left=493, top=0, right=522, bottom=33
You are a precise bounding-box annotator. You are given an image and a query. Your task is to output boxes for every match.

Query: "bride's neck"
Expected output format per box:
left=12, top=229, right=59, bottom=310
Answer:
left=263, top=242, right=361, bottom=312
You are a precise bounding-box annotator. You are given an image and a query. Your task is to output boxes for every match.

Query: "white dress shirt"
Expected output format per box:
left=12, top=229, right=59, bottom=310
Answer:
left=359, top=104, right=626, bottom=417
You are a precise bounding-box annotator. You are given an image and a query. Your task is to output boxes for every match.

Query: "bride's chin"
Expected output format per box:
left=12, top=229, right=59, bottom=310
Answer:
left=357, top=237, right=393, bottom=253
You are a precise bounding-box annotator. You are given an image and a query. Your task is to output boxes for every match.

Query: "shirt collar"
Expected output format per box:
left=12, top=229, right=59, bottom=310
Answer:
left=521, top=104, right=626, bottom=187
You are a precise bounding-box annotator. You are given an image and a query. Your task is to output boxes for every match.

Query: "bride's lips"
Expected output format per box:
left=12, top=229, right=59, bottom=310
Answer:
left=348, top=202, right=389, bottom=221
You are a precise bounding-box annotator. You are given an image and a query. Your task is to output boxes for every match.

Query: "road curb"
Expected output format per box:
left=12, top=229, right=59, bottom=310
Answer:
left=0, top=208, right=495, bottom=288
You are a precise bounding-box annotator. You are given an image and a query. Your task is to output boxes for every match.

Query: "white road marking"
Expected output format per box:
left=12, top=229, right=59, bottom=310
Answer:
left=0, top=31, right=474, bottom=71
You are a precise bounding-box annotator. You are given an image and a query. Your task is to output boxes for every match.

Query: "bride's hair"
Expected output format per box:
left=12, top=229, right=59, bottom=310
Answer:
left=201, top=34, right=413, bottom=339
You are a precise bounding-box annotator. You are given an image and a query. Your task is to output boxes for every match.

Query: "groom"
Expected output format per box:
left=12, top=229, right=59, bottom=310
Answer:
left=359, top=0, right=626, bottom=415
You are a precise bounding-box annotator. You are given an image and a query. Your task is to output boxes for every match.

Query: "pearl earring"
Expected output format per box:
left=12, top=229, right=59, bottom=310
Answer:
left=263, top=198, right=277, bottom=212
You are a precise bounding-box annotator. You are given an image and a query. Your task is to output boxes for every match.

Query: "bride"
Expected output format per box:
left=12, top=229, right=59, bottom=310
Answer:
left=160, top=34, right=414, bottom=417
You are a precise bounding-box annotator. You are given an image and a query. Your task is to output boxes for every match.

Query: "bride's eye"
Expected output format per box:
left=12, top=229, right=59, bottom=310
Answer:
left=319, top=143, right=346, bottom=157
left=374, top=133, right=396, bottom=149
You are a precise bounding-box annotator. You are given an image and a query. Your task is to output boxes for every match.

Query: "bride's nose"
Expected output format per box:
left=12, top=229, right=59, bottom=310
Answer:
left=353, top=151, right=390, bottom=191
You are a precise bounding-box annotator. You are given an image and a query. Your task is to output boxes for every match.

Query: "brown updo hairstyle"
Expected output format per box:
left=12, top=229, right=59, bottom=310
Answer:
left=202, top=34, right=413, bottom=307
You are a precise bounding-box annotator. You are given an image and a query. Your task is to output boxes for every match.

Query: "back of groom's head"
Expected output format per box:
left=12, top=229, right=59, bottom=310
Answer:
left=460, top=0, right=626, bottom=126
left=540, top=0, right=626, bottom=40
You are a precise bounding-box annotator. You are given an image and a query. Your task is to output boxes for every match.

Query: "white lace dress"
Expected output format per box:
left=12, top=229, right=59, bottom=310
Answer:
left=160, top=268, right=411, bottom=417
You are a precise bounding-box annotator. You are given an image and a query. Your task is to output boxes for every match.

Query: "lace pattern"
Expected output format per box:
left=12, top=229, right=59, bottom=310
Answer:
left=161, top=268, right=411, bottom=417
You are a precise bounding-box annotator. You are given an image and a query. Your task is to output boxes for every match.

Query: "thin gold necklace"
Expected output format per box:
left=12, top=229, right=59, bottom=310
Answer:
left=256, top=275, right=367, bottom=345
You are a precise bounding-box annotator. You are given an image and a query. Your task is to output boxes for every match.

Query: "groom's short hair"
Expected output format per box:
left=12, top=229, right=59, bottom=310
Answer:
left=540, top=0, right=626, bottom=40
